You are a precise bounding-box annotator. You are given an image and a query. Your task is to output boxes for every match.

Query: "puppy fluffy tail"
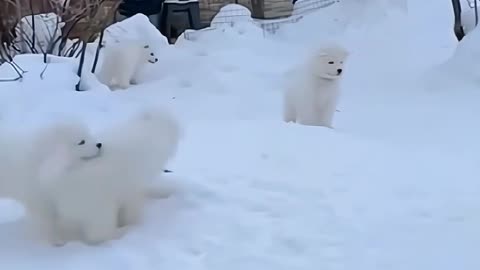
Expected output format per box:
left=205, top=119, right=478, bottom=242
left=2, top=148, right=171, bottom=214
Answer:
left=134, top=106, right=183, bottom=160
left=142, top=106, right=182, bottom=141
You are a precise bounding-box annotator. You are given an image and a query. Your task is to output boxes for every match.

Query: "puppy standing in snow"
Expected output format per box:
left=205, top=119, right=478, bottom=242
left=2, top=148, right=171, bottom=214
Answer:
left=283, top=45, right=349, bottom=128
left=0, top=118, right=103, bottom=245
left=42, top=107, right=181, bottom=245
left=96, top=40, right=159, bottom=90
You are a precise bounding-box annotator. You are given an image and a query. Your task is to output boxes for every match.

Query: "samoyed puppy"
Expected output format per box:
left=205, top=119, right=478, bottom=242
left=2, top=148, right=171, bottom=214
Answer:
left=46, top=106, right=181, bottom=245
left=96, top=41, right=159, bottom=90
left=283, top=44, right=349, bottom=128
left=0, top=118, right=102, bottom=245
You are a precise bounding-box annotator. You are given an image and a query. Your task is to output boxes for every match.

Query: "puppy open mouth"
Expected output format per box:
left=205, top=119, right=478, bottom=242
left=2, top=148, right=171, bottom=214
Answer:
left=80, top=150, right=102, bottom=161
left=148, top=58, right=158, bottom=64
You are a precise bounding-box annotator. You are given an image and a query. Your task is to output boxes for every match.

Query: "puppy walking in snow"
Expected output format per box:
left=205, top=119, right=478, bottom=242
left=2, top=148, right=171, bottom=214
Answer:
left=283, top=44, right=349, bottom=128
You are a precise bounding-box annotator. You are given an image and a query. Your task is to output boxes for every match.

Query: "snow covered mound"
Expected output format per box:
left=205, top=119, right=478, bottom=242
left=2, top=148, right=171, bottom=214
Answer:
left=211, top=4, right=254, bottom=26
left=100, top=14, right=169, bottom=51
left=208, top=4, right=263, bottom=41
left=176, top=5, right=264, bottom=49
left=461, top=7, right=479, bottom=35
left=277, top=1, right=348, bottom=43
left=439, top=24, right=480, bottom=83
left=0, top=54, right=109, bottom=93
left=14, top=13, right=66, bottom=55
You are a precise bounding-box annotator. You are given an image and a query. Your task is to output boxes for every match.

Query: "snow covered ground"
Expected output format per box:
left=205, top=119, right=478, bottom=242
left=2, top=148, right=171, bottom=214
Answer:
left=0, top=0, right=479, bottom=269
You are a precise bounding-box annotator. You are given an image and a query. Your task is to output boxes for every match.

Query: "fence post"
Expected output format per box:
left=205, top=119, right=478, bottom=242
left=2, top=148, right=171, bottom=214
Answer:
left=452, top=0, right=465, bottom=41
left=251, top=0, right=265, bottom=19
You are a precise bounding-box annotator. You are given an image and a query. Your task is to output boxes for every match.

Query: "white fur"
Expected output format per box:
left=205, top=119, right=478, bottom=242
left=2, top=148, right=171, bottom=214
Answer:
left=283, top=45, right=349, bottom=128
left=0, top=119, right=102, bottom=245
left=96, top=41, right=158, bottom=90
left=43, top=107, right=181, bottom=245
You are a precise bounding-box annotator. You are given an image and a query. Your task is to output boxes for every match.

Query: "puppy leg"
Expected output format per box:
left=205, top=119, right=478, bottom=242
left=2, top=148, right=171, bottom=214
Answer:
left=130, top=69, right=141, bottom=85
left=26, top=202, right=67, bottom=246
left=130, top=77, right=138, bottom=85
left=29, top=214, right=66, bottom=246
left=82, top=202, right=121, bottom=245
left=296, top=104, right=318, bottom=126
left=45, top=210, right=68, bottom=247
left=118, top=194, right=145, bottom=227
left=47, top=222, right=67, bottom=247
left=117, top=78, right=130, bottom=90
left=283, top=95, right=296, bottom=123
left=316, top=100, right=337, bottom=128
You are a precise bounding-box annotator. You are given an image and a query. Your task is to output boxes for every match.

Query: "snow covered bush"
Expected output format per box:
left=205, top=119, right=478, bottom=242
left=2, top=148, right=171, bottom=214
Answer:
left=0, top=0, right=121, bottom=90
left=14, top=13, right=66, bottom=55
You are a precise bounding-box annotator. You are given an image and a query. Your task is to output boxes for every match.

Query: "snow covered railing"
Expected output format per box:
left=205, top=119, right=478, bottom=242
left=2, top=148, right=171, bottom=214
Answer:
left=183, top=0, right=338, bottom=40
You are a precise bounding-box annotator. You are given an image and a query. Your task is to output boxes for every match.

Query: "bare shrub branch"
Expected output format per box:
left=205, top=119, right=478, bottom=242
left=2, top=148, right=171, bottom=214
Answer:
left=1, top=0, right=120, bottom=88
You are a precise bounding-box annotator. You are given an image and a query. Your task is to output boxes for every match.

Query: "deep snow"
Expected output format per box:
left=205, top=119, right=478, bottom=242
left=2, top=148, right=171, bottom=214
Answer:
left=0, top=0, right=478, bottom=269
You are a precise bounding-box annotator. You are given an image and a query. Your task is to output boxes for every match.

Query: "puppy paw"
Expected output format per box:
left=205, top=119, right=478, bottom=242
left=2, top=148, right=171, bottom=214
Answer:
left=144, top=185, right=174, bottom=199
left=118, top=83, right=130, bottom=90
left=114, top=226, right=130, bottom=240
left=48, top=235, right=67, bottom=247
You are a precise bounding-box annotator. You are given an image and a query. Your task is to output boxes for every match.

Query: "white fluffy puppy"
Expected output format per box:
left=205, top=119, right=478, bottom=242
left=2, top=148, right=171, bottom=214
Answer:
left=47, top=107, right=181, bottom=245
left=96, top=106, right=182, bottom=229
left=96, top=41, right=159, bottom=90
left=0, top=118, right=102, bottom=245
left=284, top=45, right=349, bottom=128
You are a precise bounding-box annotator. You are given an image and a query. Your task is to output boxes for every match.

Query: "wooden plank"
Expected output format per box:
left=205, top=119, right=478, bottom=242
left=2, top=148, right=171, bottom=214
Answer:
left=263, top=0, right=292, bottom=19
left=250, top=0, right=265, bottom=18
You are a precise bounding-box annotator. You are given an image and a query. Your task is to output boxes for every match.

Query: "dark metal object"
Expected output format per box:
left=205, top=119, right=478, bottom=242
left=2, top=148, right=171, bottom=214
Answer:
left=452, top=0, right=466, bottom=41
left=118, top=0, right=164, bottom=16
left=159, top=0, right=201, bottom=42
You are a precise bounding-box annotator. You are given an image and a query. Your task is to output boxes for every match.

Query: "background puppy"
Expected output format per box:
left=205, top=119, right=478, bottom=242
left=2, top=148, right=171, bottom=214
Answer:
left=284, top=44, right=349, bottom=128
left=96, top=41, right=158, bottom=90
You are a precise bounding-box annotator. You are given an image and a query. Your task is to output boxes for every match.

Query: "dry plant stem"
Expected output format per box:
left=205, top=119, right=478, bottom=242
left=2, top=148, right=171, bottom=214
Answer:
left=0, top=61, right=24, bottom=81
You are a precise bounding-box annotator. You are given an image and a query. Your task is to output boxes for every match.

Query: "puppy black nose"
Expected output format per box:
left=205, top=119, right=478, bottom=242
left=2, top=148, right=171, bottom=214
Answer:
left=337, top=68, right=343, bottom=74
left=96, top=143, right=102, bottom=149
left=155, top=58, right=158, bottom=62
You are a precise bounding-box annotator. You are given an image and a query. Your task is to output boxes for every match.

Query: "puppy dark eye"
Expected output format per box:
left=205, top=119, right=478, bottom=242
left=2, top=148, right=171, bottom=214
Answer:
left=328, top=61, right=334, bottom=64
left=150, top=53, right=154, bottom=56
left=78, top=140, right=85, bottom=145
